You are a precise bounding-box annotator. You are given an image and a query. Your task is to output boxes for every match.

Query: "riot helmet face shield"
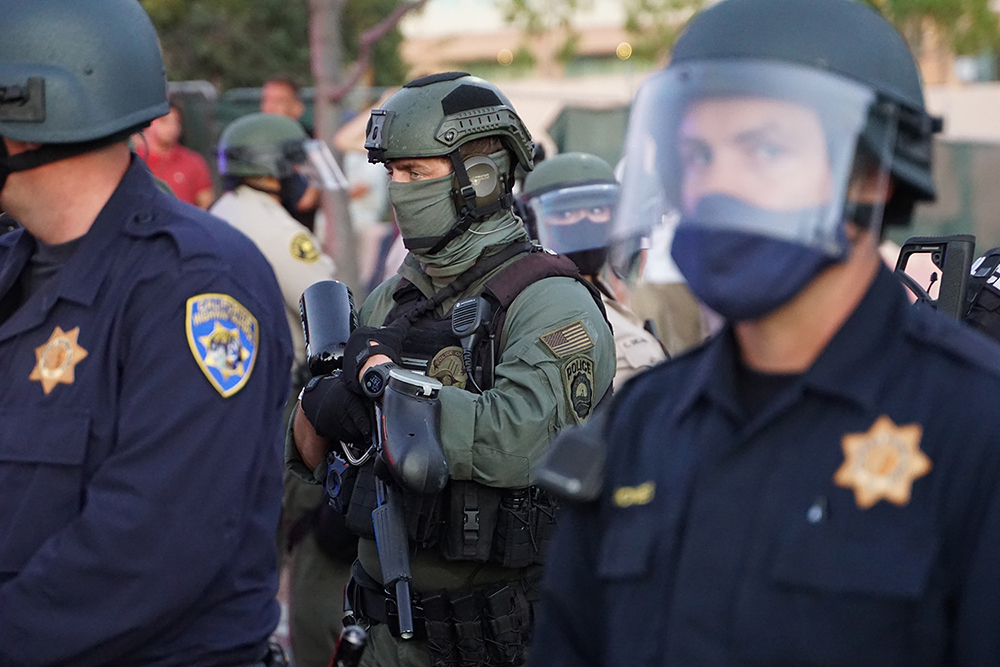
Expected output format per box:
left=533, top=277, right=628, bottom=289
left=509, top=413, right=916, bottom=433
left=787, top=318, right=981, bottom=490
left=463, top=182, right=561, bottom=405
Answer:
left=219, top=137, right=347, bottom=191
left=611, top=60, right=899, bottom=309
left=530, top=183, right=619, bottom=255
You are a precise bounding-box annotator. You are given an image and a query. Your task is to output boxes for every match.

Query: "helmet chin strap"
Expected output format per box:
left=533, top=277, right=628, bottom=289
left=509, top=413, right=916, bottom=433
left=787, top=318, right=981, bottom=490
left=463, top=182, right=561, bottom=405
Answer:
left=0, top=127, right=140, bottom=193
left=419, top=150, right=513, bottom=255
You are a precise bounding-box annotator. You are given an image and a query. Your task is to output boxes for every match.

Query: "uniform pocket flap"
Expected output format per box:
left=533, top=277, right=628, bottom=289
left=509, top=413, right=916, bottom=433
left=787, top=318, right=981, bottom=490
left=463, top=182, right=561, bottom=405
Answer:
left=0, top=409, right=91, bottom=465
left=596, top=509, right=658, bottom=580
left=771, top=528, right=936, bottom=599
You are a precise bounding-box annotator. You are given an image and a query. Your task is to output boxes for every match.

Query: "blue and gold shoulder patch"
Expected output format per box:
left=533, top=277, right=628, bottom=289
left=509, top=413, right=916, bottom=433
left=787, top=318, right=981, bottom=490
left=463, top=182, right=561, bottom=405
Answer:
left=186, top=293, right=259, bottom=397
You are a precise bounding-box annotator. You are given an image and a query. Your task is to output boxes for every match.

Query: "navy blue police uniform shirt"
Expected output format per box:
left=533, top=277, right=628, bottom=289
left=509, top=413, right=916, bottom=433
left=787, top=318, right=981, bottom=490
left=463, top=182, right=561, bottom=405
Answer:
left=533, top=265, right=1000, bottom=667
left=0, top=158, right=293, bottom=667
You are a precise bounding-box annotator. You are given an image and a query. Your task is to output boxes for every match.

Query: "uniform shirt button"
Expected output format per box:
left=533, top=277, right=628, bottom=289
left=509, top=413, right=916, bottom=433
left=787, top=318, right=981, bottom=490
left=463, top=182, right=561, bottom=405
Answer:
left=807, top=496, right=828, bottom=524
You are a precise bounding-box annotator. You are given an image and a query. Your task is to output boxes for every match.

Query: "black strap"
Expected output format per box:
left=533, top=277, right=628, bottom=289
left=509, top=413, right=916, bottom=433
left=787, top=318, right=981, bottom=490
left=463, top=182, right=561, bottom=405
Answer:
left=392, top=241, right=533, bottom=332
left=2, top=126, right=140, bottom=174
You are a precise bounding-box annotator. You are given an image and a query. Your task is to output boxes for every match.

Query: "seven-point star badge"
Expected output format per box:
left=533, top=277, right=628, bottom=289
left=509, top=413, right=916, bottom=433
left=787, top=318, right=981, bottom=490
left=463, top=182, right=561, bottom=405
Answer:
left=30, top=326, right=88, bottom=395
left=834, top=415, right=931, bottom=509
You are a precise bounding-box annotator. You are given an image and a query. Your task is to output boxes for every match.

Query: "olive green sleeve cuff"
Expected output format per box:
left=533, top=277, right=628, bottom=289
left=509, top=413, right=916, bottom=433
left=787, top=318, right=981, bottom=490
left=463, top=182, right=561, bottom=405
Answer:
left=437, top=385, right=476, bottom=481
left=283, top=411, right=325, bottom=485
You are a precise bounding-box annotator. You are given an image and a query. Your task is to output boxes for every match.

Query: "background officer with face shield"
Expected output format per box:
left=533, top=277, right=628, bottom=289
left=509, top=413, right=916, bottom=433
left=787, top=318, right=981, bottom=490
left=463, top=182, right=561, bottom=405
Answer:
left=532, top=0, right=1000, bottom=664
left=521, top=152, right=666, bottom=387
left=288, top=72, right=614, bottom=667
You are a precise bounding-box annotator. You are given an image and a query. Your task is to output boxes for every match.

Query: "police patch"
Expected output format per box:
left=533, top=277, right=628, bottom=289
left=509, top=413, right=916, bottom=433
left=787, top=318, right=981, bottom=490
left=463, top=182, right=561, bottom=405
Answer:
left=290, top=232, right=320, bottom=263
left=541, top=320, right=593, bottom=358
left=563, top=354, right=595, bottom=423
left=186, top=293, right=259, bottom=397
left=427, top=346, right=468, bottom=389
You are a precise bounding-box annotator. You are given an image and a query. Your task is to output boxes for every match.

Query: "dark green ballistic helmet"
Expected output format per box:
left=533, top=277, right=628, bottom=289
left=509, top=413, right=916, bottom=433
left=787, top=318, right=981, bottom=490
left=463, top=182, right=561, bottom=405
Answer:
left=364, top=72, right=534, bottom=172
left=0, top=0, right=169, bottom=144
left=218, top=113, right=310, bottom=179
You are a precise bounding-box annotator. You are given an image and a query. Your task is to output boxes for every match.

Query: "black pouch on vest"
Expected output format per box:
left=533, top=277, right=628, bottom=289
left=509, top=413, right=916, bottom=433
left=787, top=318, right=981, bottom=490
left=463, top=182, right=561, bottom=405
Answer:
left=492, top=487, right=560, bottom=567
left=440, top=481, right=502, bottom=562
left=423, top=592, right=458, bottom=667
left=483, top=583, right=532, bottom=666
left=344, top=464, right=379, bottom=539
left=450, top=590, right=489, bottom=666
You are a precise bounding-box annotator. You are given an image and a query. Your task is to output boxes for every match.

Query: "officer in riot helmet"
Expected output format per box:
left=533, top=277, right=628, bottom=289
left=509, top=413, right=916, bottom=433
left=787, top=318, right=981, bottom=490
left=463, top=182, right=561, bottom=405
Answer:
left=522, top=152, right=666, bottom=386
left=288, top=72, right=614, bottom=667
left=533, top=0, right=1000, bottom=665
left=0, top=1, right=292, bottom=664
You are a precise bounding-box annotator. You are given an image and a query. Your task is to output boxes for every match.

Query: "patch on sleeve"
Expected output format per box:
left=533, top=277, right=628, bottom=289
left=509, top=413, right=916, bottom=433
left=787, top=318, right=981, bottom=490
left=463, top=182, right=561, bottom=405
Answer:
left=563, top=354, right=595, bottom=423
left=290, top=232, right=320, bottom=263
left=540, top=320, right=594, bottom=358
left=186, top=293, right=259, bottom=397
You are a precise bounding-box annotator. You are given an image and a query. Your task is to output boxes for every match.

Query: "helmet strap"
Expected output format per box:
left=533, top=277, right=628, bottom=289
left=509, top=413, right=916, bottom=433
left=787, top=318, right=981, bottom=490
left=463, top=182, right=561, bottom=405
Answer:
left=421, top=150, right=513, bottom=255
left=0, top=126, right=141, bottom=190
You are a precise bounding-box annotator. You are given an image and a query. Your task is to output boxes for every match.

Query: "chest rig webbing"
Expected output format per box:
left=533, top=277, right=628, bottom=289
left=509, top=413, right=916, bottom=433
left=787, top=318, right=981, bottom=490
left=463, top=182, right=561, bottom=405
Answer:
left=340, top=243, right=607, bottom=567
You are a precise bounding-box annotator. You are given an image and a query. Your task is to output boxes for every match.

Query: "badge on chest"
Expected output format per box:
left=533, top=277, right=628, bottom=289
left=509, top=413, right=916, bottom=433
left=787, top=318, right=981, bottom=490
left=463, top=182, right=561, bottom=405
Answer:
left=30, top=326, right=88, bottom=395
left=834, top=415, right=931, bottom=509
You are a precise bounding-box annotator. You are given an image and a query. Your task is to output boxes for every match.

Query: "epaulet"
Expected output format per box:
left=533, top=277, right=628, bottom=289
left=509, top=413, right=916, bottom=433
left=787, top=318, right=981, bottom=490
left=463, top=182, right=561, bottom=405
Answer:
left=904, top=304, right=1000, bottom=380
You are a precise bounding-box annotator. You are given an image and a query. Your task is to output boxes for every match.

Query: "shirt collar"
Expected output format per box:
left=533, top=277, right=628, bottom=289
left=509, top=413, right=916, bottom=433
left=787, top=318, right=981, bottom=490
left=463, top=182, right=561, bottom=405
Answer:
left=671, top=264, right=907, bottom=422
left=55, top=155, right=158, bottom=307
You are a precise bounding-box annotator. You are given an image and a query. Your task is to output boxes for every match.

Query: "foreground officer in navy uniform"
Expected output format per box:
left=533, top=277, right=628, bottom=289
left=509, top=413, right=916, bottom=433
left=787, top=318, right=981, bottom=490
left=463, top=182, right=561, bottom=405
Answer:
left=533, top=0, right=1000, bottom=665
left=0, top=1, right=292, bottom=665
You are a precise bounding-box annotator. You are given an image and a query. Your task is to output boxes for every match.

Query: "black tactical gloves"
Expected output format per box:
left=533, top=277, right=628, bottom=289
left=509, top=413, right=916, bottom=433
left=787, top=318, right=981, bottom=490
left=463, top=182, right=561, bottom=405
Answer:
left=343, top=323, right=405, bottom=389
left=300, top=371, right=373, bottom=445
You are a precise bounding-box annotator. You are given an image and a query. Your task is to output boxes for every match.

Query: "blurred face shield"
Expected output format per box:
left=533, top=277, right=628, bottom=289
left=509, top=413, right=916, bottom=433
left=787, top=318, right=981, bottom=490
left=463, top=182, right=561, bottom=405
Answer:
left=288, top=139, right=348, bottom=191
left=530, top=183, right=619, bottom=255
left=611, top=60, right=898, bottom=319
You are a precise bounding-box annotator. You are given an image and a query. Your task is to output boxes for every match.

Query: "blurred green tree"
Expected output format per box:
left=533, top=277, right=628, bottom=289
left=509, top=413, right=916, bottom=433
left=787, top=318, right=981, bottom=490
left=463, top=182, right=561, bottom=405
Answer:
left=141, top=0, right=408, bottom=89
left=863, top=0, right=1000, bottom=56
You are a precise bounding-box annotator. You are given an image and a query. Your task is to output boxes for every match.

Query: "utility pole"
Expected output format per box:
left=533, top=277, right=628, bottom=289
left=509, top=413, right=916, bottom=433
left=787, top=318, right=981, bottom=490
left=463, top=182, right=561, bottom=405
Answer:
left=310, top=0, right=360, bottom=294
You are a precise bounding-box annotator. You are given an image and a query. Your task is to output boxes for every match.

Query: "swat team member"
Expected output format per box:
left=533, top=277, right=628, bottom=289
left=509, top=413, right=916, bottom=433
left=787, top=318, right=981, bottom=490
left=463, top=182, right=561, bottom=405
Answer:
left=521, top=152, right=667, bottom=386
left=0, top=1, right=292, bottom=665
left=290, top=73, right=614, bottom=667
left=533, top=0, right=1000, bottom=665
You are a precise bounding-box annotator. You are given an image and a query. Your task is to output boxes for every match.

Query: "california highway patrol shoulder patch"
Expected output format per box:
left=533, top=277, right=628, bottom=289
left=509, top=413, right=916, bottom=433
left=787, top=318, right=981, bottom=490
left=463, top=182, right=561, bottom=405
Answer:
left=563, top=353, right=595, bottom=423
left=186, top=293, right=259, bottom=397
left=290, top=232, right=320, bottom=263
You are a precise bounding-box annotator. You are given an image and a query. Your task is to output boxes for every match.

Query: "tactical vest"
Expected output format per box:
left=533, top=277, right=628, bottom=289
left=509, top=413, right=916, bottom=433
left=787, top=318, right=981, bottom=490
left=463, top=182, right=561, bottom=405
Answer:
left=339, top=246, right=607, bottom=567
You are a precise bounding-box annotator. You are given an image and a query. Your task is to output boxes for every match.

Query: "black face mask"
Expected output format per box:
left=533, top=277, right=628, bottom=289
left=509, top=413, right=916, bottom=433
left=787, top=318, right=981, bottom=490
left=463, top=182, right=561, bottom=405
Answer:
left=566, top=248, right=609, bottom=277
left=279, top=173, right=309, bottom=217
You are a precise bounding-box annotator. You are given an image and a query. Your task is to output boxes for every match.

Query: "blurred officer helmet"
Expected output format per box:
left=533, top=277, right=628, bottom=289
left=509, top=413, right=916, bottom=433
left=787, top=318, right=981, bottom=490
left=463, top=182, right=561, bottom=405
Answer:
left=522, top=152, right=619, bottom=274
left=0, top=0, right=169, bottom=145
left=611, top=0, right=941, bottom=320
left=219, top=113, right=346, bottom=190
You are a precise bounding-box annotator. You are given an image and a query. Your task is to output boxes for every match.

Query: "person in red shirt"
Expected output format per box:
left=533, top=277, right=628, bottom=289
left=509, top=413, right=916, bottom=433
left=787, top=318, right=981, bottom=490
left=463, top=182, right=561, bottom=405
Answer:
left=139, top=98, right=214, bottom=209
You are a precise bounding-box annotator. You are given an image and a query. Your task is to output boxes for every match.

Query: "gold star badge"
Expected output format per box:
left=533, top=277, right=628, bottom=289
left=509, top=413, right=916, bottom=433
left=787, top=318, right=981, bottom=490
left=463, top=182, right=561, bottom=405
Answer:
left=197, top=322, right=250, bottom=381
left=29, top=326, right=89, bottom=395
left=834, top=415, right=931, bottom=509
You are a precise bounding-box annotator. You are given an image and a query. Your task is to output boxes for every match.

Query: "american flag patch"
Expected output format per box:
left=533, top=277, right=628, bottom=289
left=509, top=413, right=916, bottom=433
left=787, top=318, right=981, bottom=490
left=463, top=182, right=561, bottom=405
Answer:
left=540, top=320, right=593, bottom=358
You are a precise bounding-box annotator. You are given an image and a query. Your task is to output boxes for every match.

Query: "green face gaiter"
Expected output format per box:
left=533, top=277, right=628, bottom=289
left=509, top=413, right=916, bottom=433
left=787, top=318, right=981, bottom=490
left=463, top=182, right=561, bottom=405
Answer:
left=388, top=150, right=527, bottom=280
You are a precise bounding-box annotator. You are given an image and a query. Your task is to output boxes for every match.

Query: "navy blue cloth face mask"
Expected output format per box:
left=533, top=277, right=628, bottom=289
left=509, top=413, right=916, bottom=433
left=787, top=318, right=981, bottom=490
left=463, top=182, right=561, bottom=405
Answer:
left=671, top=194, right=845, bottom=321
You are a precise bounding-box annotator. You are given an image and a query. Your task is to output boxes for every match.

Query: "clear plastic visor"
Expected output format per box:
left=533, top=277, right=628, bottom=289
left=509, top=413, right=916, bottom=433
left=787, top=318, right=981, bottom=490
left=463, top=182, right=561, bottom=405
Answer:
left=531, top=183, right=619, bottom=254
left=611, top=60, right=896, bottom=278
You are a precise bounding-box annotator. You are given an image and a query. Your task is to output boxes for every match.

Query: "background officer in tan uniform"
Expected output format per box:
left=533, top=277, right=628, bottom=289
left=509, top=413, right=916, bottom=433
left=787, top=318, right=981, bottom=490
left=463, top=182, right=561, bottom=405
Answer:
left=212, top=112, right=336, bottom=381
left=211, top=112, right=345, bottom=667
left=522, top=152, right=667, bottom=386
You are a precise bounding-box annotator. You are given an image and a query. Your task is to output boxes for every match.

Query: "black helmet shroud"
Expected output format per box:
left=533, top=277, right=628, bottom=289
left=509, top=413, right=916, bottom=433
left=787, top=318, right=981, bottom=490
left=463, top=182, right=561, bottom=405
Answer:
left=669, top=0, right=940, bottom=204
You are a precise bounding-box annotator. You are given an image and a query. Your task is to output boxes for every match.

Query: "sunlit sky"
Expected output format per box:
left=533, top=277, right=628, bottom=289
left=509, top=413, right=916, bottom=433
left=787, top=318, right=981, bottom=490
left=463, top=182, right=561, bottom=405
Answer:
left=400, top=0, right=627, bottom=37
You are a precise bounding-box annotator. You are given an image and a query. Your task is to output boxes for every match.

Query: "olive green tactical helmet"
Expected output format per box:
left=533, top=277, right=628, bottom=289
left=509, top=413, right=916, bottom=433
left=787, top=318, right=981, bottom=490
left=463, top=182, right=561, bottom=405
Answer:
left=218, top=113, right=309, bottom=179
left=522, top=152, right=617, bottom=200
left=0, top=0, right=169, bottom=144
left=364, top=72, right=534, bottom=172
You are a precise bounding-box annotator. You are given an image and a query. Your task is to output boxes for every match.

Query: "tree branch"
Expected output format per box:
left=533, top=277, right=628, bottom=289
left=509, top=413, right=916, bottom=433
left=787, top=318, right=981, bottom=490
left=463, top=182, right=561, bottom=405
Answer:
left=325, top=0, right=429, bottom=102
